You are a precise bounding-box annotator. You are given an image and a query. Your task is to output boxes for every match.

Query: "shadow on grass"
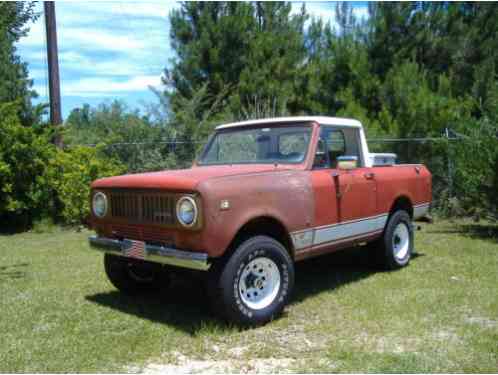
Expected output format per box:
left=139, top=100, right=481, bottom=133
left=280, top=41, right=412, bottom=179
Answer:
left=0, top=263, right=29, bottom=281
left=86, top=277, right=220, bottom=336
left=86, top=247, right=425, bottom=333
left=292, top=247, right=424, bottom=305
left=427, top=222, right=498, bottom=244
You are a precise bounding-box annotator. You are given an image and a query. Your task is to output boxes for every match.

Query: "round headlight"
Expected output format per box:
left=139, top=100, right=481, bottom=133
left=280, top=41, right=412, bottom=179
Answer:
left=176, top=196, right=198, bottom=227
left=92, top=192, right=108, bottom=218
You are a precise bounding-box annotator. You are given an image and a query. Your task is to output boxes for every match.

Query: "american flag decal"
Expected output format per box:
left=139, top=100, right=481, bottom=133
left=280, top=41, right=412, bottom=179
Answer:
left=122, top=239, right=146, bottom=260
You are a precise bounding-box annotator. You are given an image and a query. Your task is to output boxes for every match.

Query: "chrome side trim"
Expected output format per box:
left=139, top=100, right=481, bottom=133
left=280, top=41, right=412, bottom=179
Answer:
left=88, top=235, right=211, bottom=271
left=413, top=203, right=430, bottom=219
left=291, top=229, right=314, bottom=250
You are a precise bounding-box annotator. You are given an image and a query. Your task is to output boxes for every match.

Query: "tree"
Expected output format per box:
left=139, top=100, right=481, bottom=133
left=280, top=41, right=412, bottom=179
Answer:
left=0, top=2, right=42, bottom=125
left=165, top=2, right=307, bottom=119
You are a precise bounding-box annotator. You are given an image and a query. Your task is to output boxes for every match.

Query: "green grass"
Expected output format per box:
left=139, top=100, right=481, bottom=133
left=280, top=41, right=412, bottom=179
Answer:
left=1, top=220, right=497, bottom=372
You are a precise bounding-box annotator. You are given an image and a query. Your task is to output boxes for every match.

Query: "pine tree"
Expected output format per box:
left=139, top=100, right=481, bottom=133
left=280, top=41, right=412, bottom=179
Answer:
left=0, top=2, right=40, bottom=125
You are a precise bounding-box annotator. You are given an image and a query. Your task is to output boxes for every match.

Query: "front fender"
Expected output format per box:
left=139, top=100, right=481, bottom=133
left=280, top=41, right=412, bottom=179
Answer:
left=197, top=170, right=313, bottom=257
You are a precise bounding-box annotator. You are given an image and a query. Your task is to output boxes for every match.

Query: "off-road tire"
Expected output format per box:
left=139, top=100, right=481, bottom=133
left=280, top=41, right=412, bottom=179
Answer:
left=104, top=254, right=170, bottom=295
left=375, top=210, right=414, bottom=270
left=208, top=235, right=294, bottom=326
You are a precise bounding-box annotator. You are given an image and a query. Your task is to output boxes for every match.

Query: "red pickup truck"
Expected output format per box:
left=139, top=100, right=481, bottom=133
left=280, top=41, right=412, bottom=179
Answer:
left=89, top=117, right=431, bottom=325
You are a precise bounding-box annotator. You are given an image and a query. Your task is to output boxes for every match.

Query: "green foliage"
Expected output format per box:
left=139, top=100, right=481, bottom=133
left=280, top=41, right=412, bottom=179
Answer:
left=449, top=120, right=498, bottom=218
left=47, top=146, right=125, bottom=225
left=166, top=2, right=307, bottom=117
left=65, top=101, right=176, bottom=172
left=0, top=102, right=55, bottom=226
left=0, top=102, right=126, bottom=228
left=0, top=2, right=45, bottom=125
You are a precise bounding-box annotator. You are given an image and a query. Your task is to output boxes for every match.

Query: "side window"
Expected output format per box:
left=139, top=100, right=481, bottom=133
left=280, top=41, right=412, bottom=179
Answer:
left=313, top=126, right=361, bottom=169
left=323, top=130, right=346, bottom=168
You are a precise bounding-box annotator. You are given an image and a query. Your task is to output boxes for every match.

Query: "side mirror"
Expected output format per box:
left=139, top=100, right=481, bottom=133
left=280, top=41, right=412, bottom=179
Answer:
left=337, top=155, right=358, bottom=170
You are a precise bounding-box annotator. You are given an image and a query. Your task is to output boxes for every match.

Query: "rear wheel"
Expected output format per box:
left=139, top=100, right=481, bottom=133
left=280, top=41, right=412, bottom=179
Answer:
left=208, top=235, right=294, bottom=326
left=104, top=254, right=170, bottom=295
left=375, top=210, right=413, bottom=270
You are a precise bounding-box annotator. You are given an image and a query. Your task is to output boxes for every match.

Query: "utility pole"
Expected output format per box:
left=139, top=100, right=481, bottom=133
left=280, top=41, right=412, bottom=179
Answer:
left=44, top=1, right=63, bottom=148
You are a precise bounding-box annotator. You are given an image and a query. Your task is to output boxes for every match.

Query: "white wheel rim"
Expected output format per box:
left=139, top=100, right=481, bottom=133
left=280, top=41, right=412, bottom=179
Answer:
left=238, top=257, right=281, bottom=310
left=392, top=222, right=410, bottom=261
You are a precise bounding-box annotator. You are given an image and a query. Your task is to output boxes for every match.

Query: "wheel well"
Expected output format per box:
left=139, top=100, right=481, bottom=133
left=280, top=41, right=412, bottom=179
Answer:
left=389, top=196, right=413, bottom=218
left=227, top=217, right=294, bottom=259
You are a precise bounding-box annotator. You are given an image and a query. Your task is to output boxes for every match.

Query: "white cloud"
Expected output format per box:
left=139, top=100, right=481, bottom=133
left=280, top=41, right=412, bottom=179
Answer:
left=17, top=1, right=368, bottom=115
left=104, top=2, right=179, bottom=19
left=292, top=2, right=369, bottom=29
left=354, top=6, right=370, bottom=21
left=59, top=27, right=145, bottom=51
left=58, top=51, right=151, bottom=76
left=60, top=75, right=163, bottom=97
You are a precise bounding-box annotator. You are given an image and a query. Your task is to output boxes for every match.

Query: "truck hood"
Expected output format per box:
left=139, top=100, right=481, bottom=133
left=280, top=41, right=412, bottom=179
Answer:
left=91, top=164, right=295, bottom=191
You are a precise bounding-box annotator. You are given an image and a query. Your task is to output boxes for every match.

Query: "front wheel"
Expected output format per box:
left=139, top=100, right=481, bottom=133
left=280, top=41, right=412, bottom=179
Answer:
left=209, top=235, right=294, bottom=326
left=375, top=210, right=414, bottom=270
left=104, top=254, right=170, bottom=295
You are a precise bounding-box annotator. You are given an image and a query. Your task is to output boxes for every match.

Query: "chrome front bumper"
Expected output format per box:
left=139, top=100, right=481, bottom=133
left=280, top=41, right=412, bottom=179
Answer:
left=88, top=235, right=211, bottom=271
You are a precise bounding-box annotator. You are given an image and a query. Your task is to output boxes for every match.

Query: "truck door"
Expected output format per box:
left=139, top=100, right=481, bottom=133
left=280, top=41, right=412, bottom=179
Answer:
left=329, top=126, right=377, bottom=222
left=310, top=126, right=378, bottom=249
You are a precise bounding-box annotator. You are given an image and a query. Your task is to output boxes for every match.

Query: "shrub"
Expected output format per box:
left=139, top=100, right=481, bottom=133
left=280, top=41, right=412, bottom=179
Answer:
left=47, top=145, right=125, bottom=225
left=450, top=119, right=498, bottom=219
left=0, top=102, right=55, bottom=227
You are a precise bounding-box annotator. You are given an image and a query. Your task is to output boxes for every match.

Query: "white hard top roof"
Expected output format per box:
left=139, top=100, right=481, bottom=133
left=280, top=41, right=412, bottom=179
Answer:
left=215, top=116, right=362, bottom=130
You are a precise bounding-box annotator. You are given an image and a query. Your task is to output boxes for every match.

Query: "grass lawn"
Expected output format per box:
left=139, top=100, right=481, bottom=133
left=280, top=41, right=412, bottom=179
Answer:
left=0, top=219, right=497, bottom=373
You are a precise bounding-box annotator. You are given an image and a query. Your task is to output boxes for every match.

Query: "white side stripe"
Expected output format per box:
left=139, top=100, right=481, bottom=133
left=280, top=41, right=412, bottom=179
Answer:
left=413, top=203, right=430, bottom=219
left=291, top=213, right=388, bottom=251
left=291, top=202, right=431, bottom=251
left=313, top=215, right=388, bottom=246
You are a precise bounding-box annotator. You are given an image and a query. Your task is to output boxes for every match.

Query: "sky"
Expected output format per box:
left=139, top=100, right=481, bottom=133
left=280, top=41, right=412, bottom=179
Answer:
left=16, top=1, right=368, bottom=119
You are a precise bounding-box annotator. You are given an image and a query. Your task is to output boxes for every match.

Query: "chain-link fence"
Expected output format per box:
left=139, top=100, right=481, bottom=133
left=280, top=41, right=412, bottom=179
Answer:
left=368, top=138, right=456, bottom=208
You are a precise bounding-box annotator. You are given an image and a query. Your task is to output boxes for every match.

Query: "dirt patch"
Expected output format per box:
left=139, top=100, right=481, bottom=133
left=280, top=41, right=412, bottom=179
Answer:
left=353, top=332, right=422, bottom=353
left=465, top=316, right=497, bottom=329
left=432, top=329, right=461, bottom=345
left=128, top=352, right=298, bottom=374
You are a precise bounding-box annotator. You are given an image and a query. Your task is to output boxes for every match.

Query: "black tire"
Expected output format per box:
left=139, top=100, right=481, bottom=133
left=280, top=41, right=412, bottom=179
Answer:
left=375, top=210, right=414, bottom=270
left=208, top=235, right=294, bottom=326
left=104, top=254, right=170, bottom=295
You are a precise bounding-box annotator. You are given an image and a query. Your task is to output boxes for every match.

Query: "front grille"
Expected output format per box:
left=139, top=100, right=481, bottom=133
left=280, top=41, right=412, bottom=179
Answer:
left=109, top=224, right=174, bottom=243
left=109, top=191, right=176, bottom=225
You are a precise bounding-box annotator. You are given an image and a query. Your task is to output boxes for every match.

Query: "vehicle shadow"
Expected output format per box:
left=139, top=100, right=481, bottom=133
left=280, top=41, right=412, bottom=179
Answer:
left=292, top=247, right=423, bottom=305
left=0, top=263, right=29, bottom=281
left=86, top=277, right=219, bottom=336
left=85, top=247, right=425, bottom=334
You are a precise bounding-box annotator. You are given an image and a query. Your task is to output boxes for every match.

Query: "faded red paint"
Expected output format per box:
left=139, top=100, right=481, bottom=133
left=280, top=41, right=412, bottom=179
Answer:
left=90, top=119, right=432, bottom=261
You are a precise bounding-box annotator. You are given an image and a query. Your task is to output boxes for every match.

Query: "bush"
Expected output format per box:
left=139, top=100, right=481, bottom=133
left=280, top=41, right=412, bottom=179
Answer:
left=450, top=119, right=498, bottom=219
left=0, top=102, right=55, bottom=227
left=47, top=145, right=125, bottom=225
left=0, top=102, right=126, bottom=229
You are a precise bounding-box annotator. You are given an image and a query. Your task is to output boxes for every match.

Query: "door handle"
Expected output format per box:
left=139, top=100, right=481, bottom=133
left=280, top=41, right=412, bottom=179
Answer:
left=364, top=172, right=375, bottom=180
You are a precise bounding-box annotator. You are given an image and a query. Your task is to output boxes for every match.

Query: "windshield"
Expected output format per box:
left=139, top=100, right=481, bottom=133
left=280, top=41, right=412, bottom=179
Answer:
left=198, top=124, right=312, bottom=165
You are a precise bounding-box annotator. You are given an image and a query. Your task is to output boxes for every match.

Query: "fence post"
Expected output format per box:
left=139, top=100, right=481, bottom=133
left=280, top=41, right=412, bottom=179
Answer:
left=445, top=127, right=453, bottom=198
